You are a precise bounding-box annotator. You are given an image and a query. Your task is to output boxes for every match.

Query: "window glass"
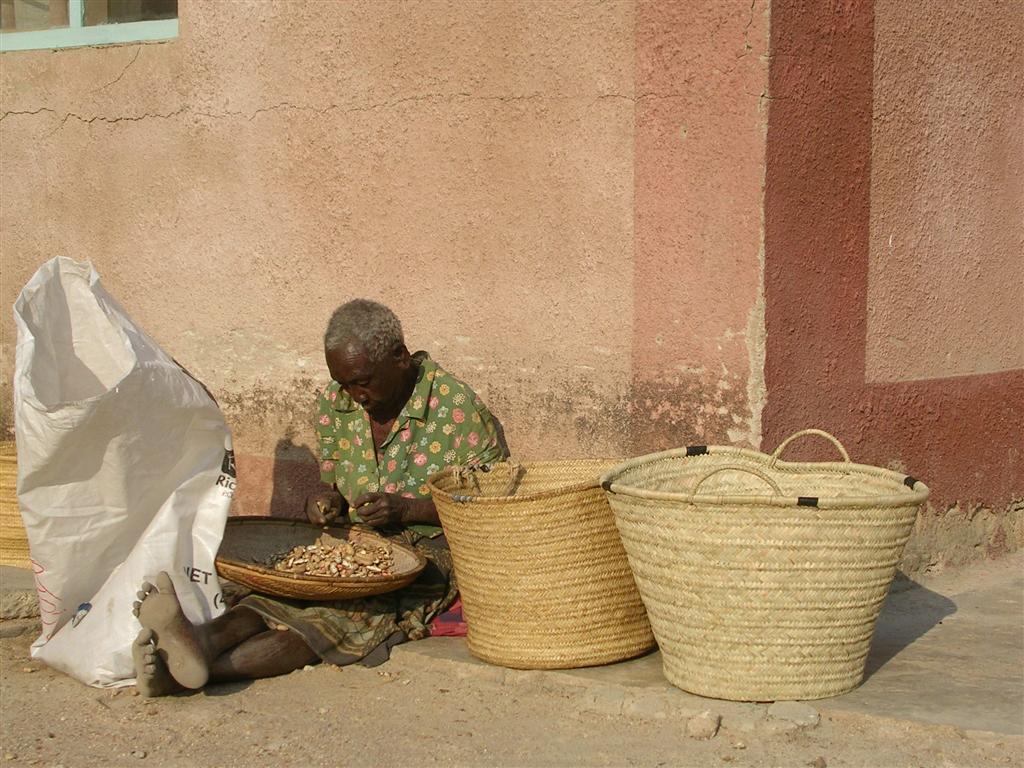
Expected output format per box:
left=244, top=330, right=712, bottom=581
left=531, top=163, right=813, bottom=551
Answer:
left=0, top=0, right=69, bottom=32
left=84, top=0, right=176, bottom=25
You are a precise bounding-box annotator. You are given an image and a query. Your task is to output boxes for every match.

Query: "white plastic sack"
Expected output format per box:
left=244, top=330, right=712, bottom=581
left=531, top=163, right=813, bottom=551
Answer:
left=13, top=257, right=234, bottom=687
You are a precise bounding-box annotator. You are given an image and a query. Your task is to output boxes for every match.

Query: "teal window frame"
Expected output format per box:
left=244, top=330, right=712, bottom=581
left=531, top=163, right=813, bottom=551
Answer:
left=0, top=0, right=177, bottom=52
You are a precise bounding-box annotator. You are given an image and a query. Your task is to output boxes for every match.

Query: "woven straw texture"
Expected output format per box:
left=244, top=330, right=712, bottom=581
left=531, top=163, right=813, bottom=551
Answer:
left=428, top=460, right=655, bottom=670
left=601, top=430, right=929, bottom=701
left=215, top=518, right=427, bottom=601
left=0, top=442, right=31, bottom=569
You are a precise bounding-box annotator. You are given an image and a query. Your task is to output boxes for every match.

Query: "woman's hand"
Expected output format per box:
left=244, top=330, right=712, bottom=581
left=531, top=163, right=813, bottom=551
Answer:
left=304, top=490, right=343, bottom=526
left=352, top=493, right=439, bottom=528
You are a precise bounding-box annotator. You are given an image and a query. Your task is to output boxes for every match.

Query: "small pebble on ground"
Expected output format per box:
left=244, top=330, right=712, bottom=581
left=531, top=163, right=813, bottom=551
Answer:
left=686, top=710, right=721, bottom=740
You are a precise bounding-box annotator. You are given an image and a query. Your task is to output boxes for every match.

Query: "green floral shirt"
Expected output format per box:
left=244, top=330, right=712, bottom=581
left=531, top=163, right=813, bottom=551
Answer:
left=315, top=352, right=505, bottom=536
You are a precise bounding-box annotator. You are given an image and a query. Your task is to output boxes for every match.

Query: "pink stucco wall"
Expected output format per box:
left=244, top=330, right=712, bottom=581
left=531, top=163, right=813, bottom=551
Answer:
left=867, top=0, right=1024, bottom=383
left=763, top=0, right=1023, bottom=572
left=632, top=0, right=768, bottom=453
left=1, top=0, right=768, bottom=517
left=3, top=0, right=1017, bottom=571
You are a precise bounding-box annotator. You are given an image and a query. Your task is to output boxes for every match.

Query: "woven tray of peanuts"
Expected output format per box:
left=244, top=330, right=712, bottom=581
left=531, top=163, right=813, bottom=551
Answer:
left=215, top=517, right=428, bottom=601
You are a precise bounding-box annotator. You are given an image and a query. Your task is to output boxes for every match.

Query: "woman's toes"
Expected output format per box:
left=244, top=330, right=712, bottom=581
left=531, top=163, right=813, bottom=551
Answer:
left=155, top=572, right=175, bottom=594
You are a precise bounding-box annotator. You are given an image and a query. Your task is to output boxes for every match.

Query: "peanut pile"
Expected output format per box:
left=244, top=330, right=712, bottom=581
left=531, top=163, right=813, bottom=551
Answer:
left=268, top=533, right=395, bottom=578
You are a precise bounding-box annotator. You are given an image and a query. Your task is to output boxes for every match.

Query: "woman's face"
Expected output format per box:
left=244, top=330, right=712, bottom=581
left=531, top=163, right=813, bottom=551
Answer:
left=326, top=342, right=412, bottom=420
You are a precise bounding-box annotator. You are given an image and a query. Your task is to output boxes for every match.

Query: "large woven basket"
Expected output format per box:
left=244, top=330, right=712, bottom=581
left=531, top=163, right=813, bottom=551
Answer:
left=428, top=460, right=655, bottom=669
left=0, top=442, right=31, bottom=569
left=601, top=429, right=929, bottom=701
left=216, top=518, right=427, bottom=601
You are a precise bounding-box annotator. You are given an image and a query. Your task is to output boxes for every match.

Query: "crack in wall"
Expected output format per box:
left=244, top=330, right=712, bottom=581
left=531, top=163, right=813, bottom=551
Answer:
left=0, top=107, right=57, bottom=122
left=743, top=0, right=757, bottom=45
left=40, top=105, right=190, bottom=137
left=601, top=86, right=698, bottom=101
left=90, top=47, right=141, bottom=93
left=1, top=88, right=708, bottom=129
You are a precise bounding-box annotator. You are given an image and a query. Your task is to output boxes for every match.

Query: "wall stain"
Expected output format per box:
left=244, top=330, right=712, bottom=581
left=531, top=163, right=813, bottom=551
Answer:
left=901, top=499, right=1023, bottom=575
left=217, top=375, right=320, bottom=446
left=216, top=369, right=753, bottom=464
left=627, top=372, right=750, bottom=455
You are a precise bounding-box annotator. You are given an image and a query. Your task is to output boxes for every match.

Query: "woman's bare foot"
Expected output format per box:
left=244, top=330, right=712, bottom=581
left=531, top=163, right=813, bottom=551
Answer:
left=132, top=572, right=210, bottom=689
left=131, top=628, right=183, bottom=698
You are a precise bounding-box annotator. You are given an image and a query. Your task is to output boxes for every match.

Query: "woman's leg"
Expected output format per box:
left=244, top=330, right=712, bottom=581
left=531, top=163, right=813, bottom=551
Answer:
left=201, top=607, right=269, bottom=657
left=133, top=574, right=315, bottom=692
left=209, top=627, right=319, bottom=681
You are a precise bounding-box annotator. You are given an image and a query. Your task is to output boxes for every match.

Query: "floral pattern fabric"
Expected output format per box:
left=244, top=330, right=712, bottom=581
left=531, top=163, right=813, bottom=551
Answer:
left=315, top=352, right=504, bottom=536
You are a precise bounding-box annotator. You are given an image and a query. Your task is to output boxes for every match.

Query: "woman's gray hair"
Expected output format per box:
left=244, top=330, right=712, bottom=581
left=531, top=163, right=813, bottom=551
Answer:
left=324, top=299, right=405, bottom=361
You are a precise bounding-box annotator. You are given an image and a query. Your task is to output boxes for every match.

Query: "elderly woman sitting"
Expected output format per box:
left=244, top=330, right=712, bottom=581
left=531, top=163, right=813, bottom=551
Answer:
left=131, top=300, right=506, bottom=696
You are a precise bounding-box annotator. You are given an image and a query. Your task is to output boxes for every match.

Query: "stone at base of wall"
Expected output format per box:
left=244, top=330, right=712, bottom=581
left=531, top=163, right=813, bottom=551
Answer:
left=1, top=591, right=39, bottom=620
left=900, top=499, right=1023, bottom=577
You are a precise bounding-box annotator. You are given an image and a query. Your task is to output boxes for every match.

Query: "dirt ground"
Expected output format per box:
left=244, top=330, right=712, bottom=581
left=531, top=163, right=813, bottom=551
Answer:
left=0, top=621, right=1020, bottom=768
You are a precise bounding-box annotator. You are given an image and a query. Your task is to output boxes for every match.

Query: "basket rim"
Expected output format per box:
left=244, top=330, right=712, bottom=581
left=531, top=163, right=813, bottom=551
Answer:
left=216, top=517, right=427, bottom=585
left=427, top=459, right=619, bottom=504
left=600, top=445, right=930, bottom=508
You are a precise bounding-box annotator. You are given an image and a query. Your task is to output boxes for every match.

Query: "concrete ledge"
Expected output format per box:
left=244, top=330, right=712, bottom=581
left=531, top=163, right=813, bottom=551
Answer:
left=0, top=566, right=38, bottom=620
left=391, top=638, right=772, bottom=733
left=395, top=553, right=1024, bottom=737
left=0, top=565, right=35, bottom=592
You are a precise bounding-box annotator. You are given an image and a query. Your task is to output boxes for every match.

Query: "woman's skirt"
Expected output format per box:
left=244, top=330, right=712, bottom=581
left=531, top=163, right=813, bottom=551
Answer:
left=238, top=530, right=456, bottom=667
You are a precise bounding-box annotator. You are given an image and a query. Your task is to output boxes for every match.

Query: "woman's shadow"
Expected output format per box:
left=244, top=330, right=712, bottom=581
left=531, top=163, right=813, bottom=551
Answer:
left=268, top=437, right=323, bottom=520
left=862, top=570, right=957, bottom=679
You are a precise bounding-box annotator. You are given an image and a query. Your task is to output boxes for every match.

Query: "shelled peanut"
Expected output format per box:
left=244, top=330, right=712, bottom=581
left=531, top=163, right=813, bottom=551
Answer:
left=267, top=533, right=394, bottom=577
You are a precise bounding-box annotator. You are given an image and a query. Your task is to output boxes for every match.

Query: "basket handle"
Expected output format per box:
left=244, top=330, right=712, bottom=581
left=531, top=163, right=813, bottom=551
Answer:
left=502, top=462, right=525, bottom=497
left=451, top=464, right=484, bottom=497
left=769, top=429, right=850, bottom=467
left=449, top=462, right=522, bottom=502
left=692, top=465, right=783, bottom=496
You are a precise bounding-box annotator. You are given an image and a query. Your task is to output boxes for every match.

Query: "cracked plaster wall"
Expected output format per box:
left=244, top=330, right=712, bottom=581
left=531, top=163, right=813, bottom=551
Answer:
left=1, top=0, right=770, bottom=516
left=867, top=0, right=1024, bottom=383
left=763, top=0, right=1022, bottom=574
left=4, top=0, right=1009, bottom=574
left=864, top=0, right=1024, bottom=570
left=631, top=0, right=769, bottom=455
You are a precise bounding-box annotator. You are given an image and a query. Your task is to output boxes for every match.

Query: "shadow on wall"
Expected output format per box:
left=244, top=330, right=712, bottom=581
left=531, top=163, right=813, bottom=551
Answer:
left=493, top=414, right=511, bottom=458
left=268, top=438, right=322, bottom=520
left=863, top=570, right=957, bottom=680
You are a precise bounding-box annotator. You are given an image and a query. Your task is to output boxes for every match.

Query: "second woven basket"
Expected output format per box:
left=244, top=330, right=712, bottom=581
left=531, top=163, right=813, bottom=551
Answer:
left=429, top=460, right=655, bottom=669
left=601, top=430, right=929, bottom=701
